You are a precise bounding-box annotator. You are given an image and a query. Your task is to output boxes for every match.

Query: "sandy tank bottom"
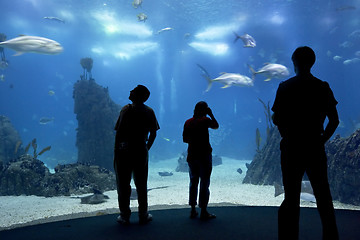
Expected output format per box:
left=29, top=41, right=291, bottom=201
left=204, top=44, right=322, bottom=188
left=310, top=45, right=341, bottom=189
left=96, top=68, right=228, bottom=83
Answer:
left=1, top=157, right=359, bottom=230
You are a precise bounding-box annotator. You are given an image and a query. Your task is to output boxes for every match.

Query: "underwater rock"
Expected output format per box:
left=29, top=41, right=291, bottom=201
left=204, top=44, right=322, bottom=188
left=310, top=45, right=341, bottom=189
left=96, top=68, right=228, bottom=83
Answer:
left=243, top=127, right=282, bottom=186
left=212, top=155, right=223, bottom=166
left=0, top=155, right=51, bottom=196
left=0, top=155, right=116, bottom=197
left=48, top=162, right=116, bottom=196
left=175, top=152, right=223, bottom=173
left=243, top=126, right=360, bottom=205
left=73, top=79, right=121, bottom=171
left=175, top=152, right=189, bottom=172
left=80, top=57, right=93, bottom=80
left=0, top=115, right=24, bottom=164
left=326, top=130, right=360, bottom=205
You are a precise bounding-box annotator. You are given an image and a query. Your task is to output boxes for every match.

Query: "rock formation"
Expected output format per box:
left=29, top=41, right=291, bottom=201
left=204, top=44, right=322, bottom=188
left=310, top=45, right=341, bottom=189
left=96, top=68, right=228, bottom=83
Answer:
left=0, top=115, right=24, bottom=165
left=73, top=79, right=121, bottom=171
left=175, top=152, right=188, bottom=172
left=326, top=130, right=360, bottom=205
left=242, top=127, right=282, bottom=185
left=175, top=151, right=223, bottom=172
left=0, top=155, right=116, bottom=197
left=243, top=127, right=360, bottom=205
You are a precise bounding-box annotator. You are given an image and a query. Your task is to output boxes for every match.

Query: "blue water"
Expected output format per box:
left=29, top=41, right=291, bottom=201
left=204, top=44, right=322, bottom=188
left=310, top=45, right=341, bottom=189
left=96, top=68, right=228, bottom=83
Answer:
left=1, top=0, right=360, bottom=167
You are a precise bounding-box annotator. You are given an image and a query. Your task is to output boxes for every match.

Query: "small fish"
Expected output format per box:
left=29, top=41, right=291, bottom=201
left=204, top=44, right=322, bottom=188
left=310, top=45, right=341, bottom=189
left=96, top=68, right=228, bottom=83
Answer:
left=233, top=32, right=256, bottom=48
left=349, top=30, right=360, bottom=39
left=339, top=41, right=353, bottom=48
left=0, top=74, right=4, bottom=82
left=197, top=64, right=253, bottom=92
left=336, top=6, right=356, bottom=11
left=43, top=16, right=65, bottom=23
left=0, top=60, right=8, bottom=70
left=333, top=55, right=342, bottom=61
left=132, top=0, right=143, bottom=9
left=274, top=181, right=316, bottom=203
left=157, top=27, right=173, bottom=34
left=39, top=117, right=54, bottom=125
left=48, top=90, right=55, bottom=96
left=158, top=171, right=173, bottom=177
left=163, top=137, right=171, bottom=142
left=137, top=13, right=147, bottom=22
left=0, top=35, right=63, bottom=56
left=248, top=63, right=289, bottom=81
left=343, top=58, right=360, bottom=65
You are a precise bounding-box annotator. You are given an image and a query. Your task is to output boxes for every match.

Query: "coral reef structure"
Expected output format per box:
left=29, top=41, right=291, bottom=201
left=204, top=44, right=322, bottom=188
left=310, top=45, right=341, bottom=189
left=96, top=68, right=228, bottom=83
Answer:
left=243, top=127, right=282, bottom=185
left=73, top=78, right=121, bottom=171
left=0, top=155, right=116, bottom=197
left=80, top=57, right=93, bottom=80
left=175, top=152, right=188, bottom=172
left=326, top=130, right=360, bottom=205
left=243, top=126, right=360, bottom=206
left=0, top=115, right=24, bottom=164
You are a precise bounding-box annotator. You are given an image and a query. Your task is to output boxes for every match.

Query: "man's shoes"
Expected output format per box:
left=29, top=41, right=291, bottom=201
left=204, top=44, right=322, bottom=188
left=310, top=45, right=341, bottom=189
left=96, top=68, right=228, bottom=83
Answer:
left=139, top=213, right=153, bottom=224
left=200, top=211, right=216, bottom=220
left=117, top=215, right=130, bottom=225
left=190, top=209, right=198, bottom=219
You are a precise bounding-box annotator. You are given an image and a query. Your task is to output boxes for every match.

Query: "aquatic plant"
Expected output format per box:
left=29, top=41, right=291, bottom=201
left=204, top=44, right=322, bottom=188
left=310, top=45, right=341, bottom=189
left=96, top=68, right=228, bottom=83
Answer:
left=14, top=141, right=22, bottom=154
left=0, top=33, right=6, bottom=43
left=80, top=57, right=93, bottom=80
left=73, top=78, right=121, bottom=170
left=255, top=128, right=261, bottom=152
left=24, top=138, right=51, bottom=159
left=258, top=98, right=273, bottom=142
left=0, top=33, right=7, bottom=62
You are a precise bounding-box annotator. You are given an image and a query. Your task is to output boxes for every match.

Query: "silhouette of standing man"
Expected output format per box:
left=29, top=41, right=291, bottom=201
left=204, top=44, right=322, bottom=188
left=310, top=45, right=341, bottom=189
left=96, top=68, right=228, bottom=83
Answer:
left=272, top=46, right=339, bottom=240
left=183, top=101, right=219, bottom=220
left=114, top=85, right=160, bottom=224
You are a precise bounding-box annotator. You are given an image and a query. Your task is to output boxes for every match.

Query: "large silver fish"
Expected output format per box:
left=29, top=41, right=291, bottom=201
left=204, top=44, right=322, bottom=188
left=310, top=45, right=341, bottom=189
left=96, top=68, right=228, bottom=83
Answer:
left=234, top=32, right=256, bottom=48
left=0, top=35, right=63, bottom=56
left=197, top=64, right=254, bottom=92
left=249, top=63, right=289, bottom=81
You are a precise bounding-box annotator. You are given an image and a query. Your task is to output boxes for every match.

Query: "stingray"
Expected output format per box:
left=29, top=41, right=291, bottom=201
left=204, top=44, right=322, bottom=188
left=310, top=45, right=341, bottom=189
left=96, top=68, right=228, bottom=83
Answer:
left=158, top=171, right=173, bottom=177
left=73, top=189, right=110, bottom=204
left=130, top=186, right=169, bottom=200
left=274, top=181, right=316, bottom=203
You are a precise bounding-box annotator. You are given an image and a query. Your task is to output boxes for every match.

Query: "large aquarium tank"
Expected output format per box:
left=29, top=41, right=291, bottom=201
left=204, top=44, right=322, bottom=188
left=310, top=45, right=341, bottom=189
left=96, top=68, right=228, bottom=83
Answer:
left=1, top=0, right=360, bottom=229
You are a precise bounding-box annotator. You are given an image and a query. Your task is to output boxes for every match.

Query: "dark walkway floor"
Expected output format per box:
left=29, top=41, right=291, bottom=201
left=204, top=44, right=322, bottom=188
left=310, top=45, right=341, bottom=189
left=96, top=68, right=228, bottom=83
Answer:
left=1, top=206, right=359, bottom=240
